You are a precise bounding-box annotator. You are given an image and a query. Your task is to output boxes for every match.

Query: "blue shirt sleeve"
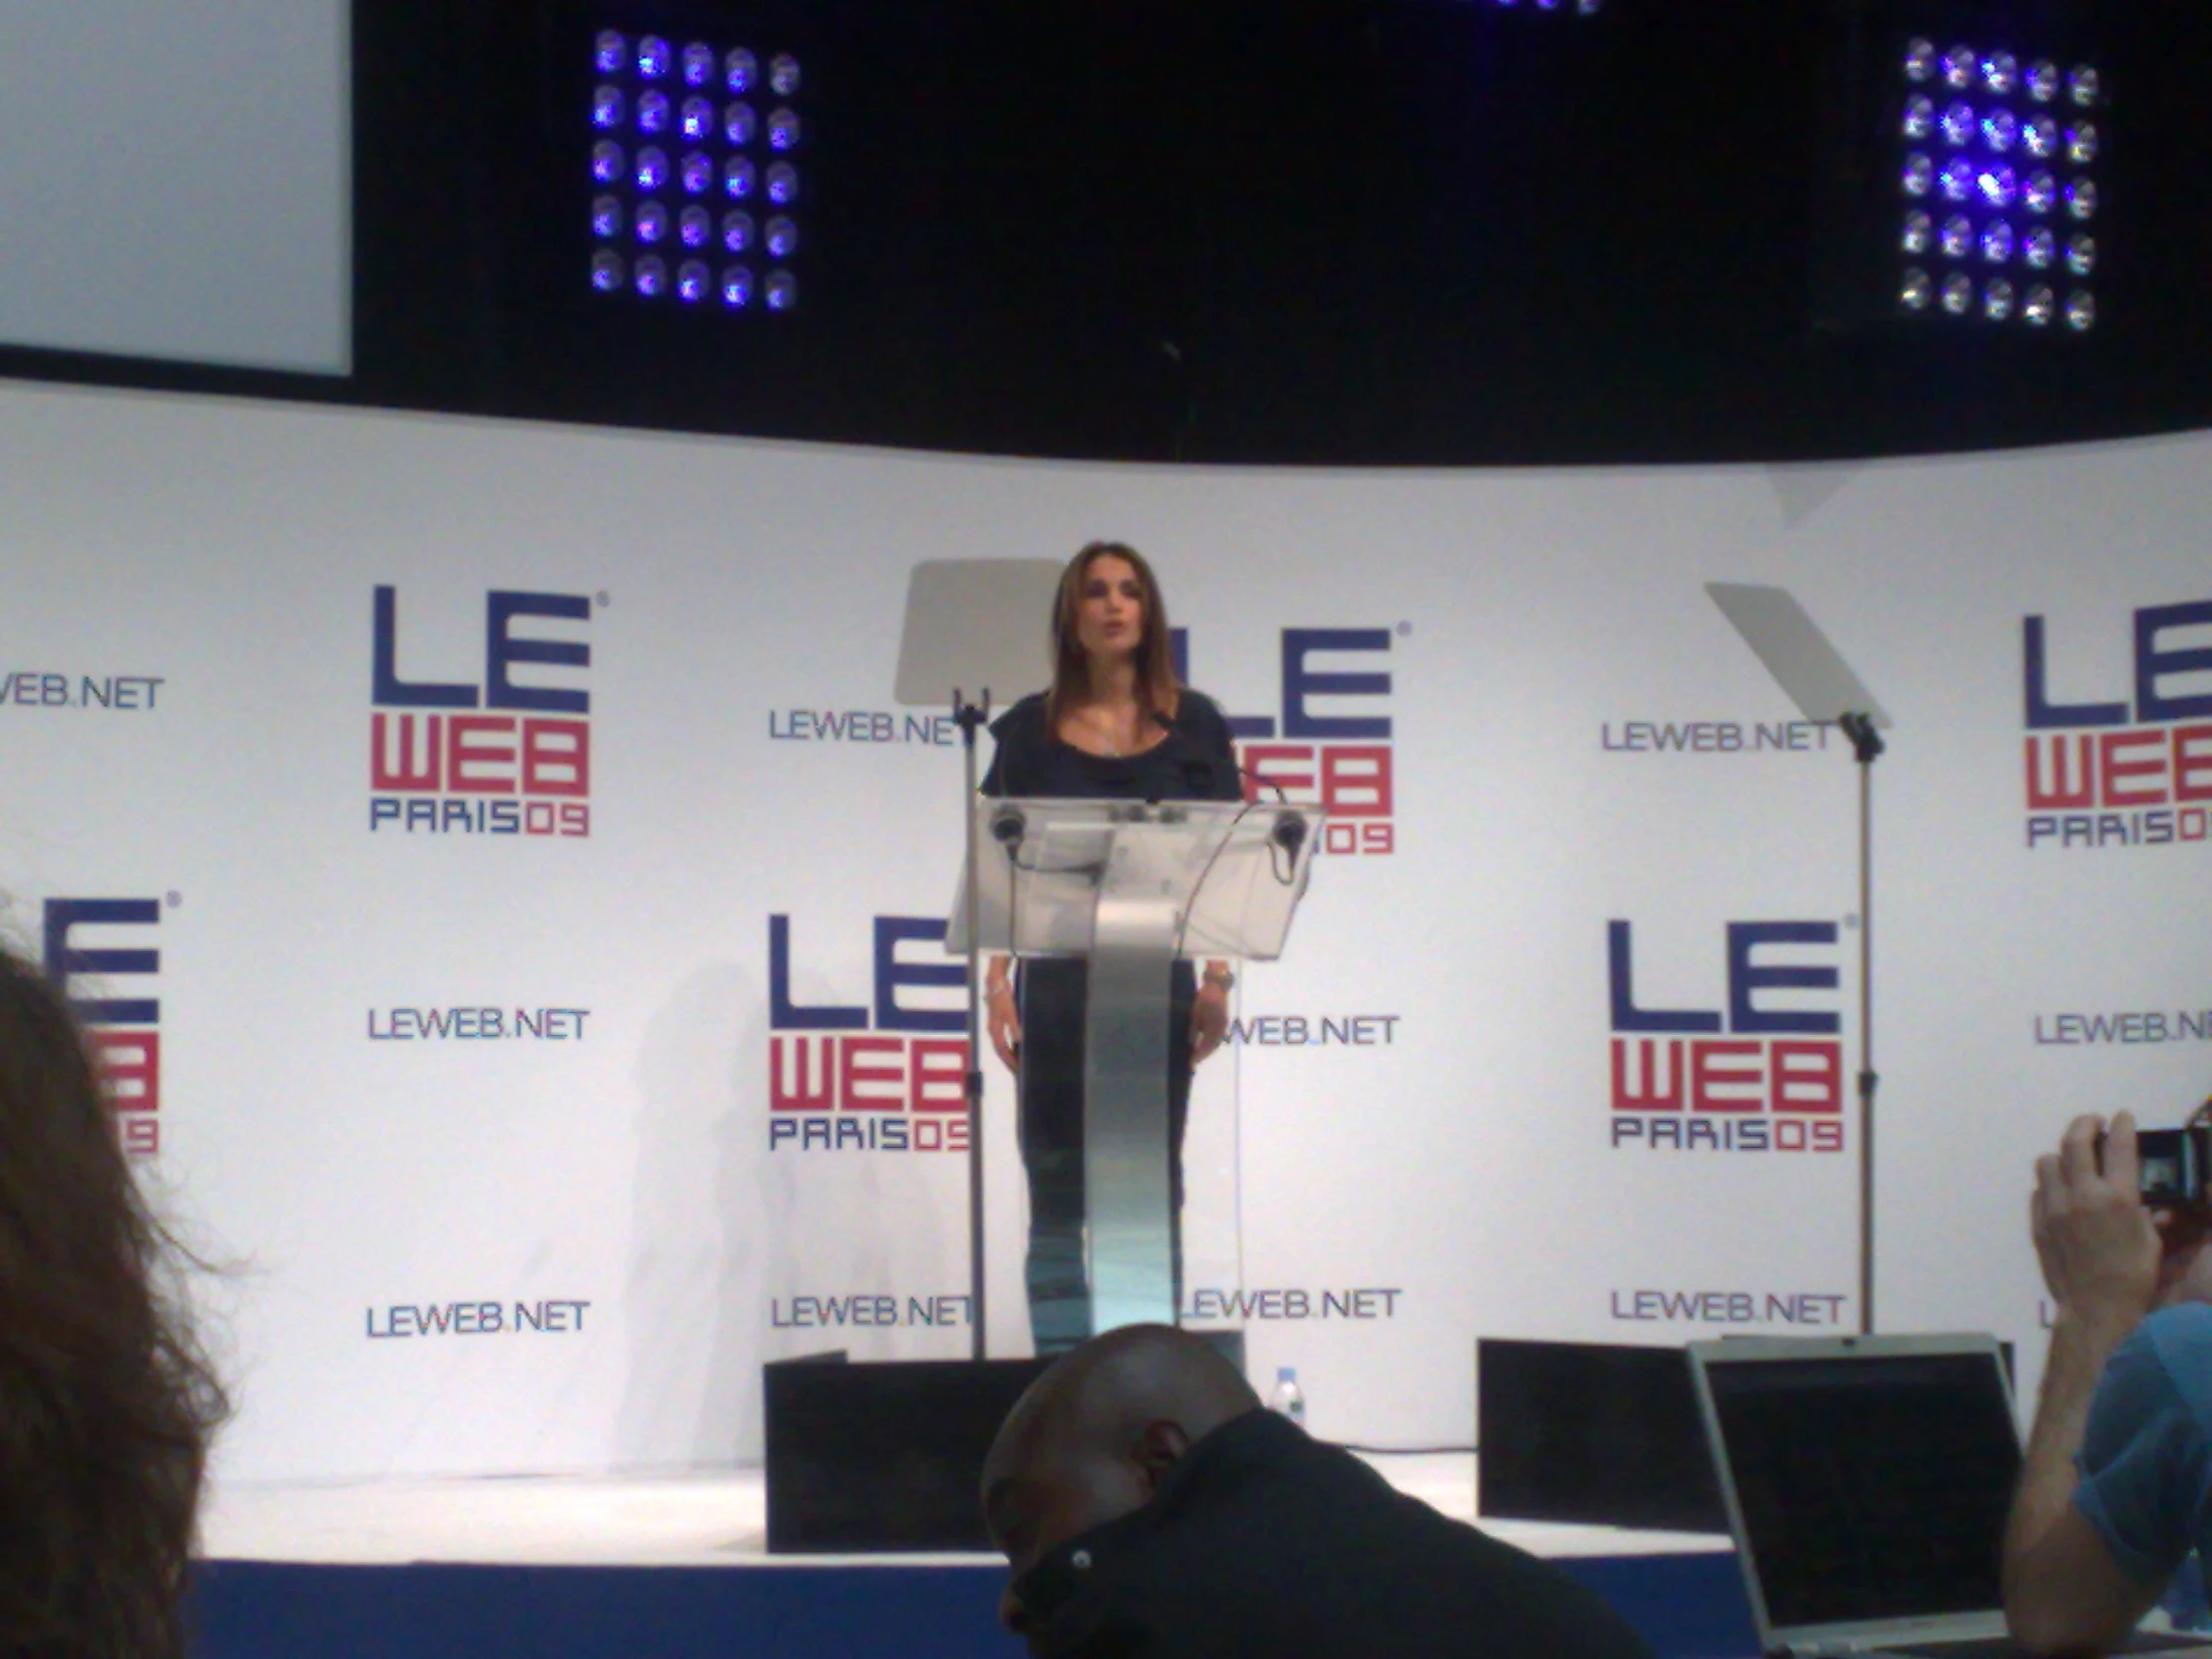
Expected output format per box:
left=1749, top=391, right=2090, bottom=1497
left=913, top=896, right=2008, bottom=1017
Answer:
left=2073, top=1304, right=2212, bottom=1585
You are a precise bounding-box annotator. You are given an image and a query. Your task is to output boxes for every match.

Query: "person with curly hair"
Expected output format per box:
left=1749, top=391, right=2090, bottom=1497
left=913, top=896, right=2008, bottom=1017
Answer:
left=0, top=941, right=227, bottom=1658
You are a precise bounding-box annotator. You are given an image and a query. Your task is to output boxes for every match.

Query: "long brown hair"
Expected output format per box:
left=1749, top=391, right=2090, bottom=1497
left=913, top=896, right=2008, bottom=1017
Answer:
left=0, top=942, right=227, bottom=1658
left=1045, top=541, right=1183, bottom=726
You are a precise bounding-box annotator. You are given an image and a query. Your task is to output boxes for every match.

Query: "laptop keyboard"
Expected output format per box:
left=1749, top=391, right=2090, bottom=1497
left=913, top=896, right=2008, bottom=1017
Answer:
left=1871, top=1636, right=2212, bottom=1658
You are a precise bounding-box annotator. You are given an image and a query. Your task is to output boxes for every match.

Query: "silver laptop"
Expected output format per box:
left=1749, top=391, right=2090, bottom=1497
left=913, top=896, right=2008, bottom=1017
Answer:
left=1687, top=1333, right=2212, bottom=1659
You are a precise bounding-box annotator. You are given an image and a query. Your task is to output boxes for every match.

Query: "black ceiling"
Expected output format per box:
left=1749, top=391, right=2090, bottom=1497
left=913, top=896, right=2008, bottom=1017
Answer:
left=11, top=0, right=2211, bottom=467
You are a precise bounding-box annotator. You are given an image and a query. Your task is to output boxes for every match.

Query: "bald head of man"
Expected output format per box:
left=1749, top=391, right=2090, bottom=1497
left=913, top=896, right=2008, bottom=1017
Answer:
left=981, top=1324, right=1262, bottom=1633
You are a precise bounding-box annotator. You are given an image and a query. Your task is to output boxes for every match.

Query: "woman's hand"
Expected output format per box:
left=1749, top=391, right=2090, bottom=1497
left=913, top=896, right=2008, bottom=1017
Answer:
left=1191, top=979, right=1231, bottom=1065
left=987, top=982, right=1022, bottom=1074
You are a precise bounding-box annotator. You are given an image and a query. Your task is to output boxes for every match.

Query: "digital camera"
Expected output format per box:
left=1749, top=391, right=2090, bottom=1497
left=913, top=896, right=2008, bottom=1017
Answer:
left=2131, top=1124, right=2212, bottom=1210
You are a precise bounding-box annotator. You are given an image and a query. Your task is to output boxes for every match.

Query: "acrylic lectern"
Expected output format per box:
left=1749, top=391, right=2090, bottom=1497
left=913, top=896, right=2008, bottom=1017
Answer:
left=950, top=796, right=1324, bottom=1337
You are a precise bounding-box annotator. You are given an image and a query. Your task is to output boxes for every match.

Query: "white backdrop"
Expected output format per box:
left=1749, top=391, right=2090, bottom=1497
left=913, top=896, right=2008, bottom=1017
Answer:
left=0, top=378, right=2206, bottom=1483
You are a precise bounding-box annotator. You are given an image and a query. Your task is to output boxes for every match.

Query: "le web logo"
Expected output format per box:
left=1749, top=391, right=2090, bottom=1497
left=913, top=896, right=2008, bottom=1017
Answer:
left=44, top=899, right=164, bottom=1158
left=768, top=914, right=971, bottom=1154
left=1607, top=919, right=1847, bottom=1155
left=2023, top=599, right=2212, bottom=850
left=369, top=586, right=593, bottom=837
left=1176, top=626, right=1397, bottom=857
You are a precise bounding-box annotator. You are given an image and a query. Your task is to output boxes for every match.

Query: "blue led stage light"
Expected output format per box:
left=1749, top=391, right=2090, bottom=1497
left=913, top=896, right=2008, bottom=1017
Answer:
left=588, top=26, right=801, bottom=311
left=1890, top=34, right=2100, bottom=330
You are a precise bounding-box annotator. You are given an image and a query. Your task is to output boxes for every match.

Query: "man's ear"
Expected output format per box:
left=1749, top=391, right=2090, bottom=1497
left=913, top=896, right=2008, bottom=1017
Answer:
left=1133, top=1419, right=1192, bottom=1495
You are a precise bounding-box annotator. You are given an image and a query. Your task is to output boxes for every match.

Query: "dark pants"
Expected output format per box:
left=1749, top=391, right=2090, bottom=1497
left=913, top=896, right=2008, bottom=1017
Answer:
left=1016, top=959, right=1196, bottom=1356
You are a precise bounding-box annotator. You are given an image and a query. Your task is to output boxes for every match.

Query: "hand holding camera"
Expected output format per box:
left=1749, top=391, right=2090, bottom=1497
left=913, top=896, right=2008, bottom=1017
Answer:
left=2031, top=1111, right=2165, bottom=1336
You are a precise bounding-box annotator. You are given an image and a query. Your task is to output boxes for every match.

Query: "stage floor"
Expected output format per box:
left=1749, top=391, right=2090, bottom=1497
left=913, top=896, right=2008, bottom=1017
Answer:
left=202, top=1455, right=1732, bottom=1568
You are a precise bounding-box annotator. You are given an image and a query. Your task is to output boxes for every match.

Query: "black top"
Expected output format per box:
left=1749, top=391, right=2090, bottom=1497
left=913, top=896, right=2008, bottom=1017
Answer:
left=981, top=691, right=1244, bottom=805
left=1009, top=1408, right=1658, bottom=1659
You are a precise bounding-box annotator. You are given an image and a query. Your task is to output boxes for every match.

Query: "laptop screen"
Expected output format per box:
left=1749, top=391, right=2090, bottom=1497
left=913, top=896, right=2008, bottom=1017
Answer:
left=1703, top=1351, right=2020, bottom=1631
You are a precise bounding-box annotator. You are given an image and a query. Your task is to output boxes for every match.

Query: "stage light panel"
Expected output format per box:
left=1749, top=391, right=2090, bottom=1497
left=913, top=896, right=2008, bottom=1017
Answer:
left=1471, top=0, right=1604, bottom=15
left=589, top=26, right=802, bottom=311
left=1889, top=34, right=2101, bottom=331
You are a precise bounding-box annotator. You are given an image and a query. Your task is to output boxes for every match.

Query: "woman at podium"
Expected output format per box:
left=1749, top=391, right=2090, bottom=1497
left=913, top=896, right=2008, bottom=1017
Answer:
left=980, top=541, right=1242, bottom=1355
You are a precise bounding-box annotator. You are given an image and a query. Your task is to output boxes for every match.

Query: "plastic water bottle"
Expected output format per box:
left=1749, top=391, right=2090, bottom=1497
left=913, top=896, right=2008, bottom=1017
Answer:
left=2163, top=1553, right=2212, bottom=1632
left=1269, top=1366, right=1307, bottom=1428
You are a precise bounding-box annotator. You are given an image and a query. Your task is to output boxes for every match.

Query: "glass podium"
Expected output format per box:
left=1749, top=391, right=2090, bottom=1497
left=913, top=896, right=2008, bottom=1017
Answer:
left=949, top=797, right=1324, bottom=1347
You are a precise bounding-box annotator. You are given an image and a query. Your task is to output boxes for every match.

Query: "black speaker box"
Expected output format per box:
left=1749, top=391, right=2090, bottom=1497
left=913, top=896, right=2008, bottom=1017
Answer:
left=764, top=1353, right=1053, bottom=1553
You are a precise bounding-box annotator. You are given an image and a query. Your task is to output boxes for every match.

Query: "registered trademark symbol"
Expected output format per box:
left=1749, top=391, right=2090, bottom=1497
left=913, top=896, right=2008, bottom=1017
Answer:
left=1843, top=913, right=1860, bottom=930
left=596, top=591, right=612, bottom=608
left=1396, top=621, right=1412, bottom=637
left=165, top=891, right=183, bottom=908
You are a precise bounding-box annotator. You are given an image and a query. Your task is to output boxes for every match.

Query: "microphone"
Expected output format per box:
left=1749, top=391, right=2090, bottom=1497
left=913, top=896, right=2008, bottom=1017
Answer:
left=989, top=804, right=1027, bottom=850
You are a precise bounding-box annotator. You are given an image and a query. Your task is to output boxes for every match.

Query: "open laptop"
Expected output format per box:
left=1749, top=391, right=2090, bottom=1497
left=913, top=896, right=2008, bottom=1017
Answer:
left=1686, top=1333, right=2212, bottom=1659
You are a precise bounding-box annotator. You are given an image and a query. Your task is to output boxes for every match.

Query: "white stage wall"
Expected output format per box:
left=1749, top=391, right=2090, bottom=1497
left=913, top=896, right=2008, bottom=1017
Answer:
left=0, top=378, right=2206, bottom=1482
